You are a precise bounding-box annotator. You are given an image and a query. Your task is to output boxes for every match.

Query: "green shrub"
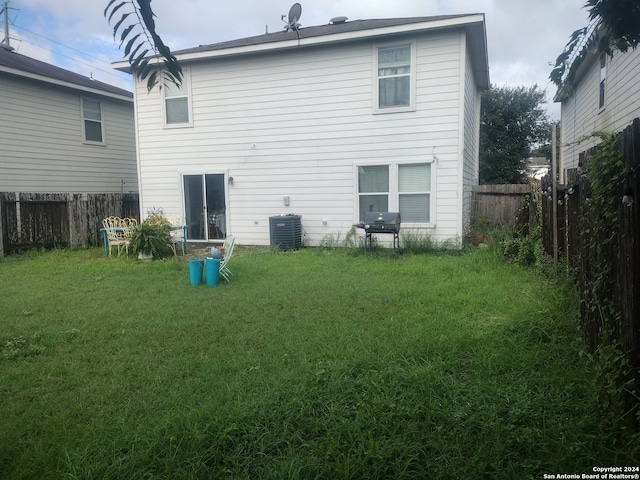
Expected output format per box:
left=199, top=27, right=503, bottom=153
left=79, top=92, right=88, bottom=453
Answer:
left=129, top=215, right=172, bottom=259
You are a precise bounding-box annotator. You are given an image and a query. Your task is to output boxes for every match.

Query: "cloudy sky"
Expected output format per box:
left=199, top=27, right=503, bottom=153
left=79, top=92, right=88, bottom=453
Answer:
left=2, top=0, right=591, bottom=120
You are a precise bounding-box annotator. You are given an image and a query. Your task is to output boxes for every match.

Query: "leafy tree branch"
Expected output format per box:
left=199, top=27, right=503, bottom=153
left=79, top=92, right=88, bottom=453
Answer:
left=550, top=0, right=640, bottom=92
left=105, top=0, right=182, bottom=91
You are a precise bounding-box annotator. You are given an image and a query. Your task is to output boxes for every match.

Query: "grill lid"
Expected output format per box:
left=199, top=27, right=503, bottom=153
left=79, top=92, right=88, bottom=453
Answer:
left=362, top=212, right=401, bottom=233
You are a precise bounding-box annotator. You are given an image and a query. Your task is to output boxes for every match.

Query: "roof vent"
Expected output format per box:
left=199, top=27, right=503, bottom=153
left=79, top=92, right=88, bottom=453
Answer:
left=330, top=16, right=348, bottom=24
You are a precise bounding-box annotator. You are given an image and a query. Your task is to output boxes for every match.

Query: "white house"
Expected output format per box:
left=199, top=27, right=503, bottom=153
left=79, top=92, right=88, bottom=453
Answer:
left=555, top=43, right=640, bottom=181
left=0, top=44, right=137, bottom=194
left=117, top=14, right=489, bottom=247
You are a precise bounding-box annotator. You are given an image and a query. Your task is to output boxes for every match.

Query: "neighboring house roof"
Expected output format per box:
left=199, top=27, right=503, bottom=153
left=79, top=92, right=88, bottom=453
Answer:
left=527, top=157, right=551, bottom=179
left=115, top=14, right=489, bottom=89
left=0, top=44, right=133, bottom=101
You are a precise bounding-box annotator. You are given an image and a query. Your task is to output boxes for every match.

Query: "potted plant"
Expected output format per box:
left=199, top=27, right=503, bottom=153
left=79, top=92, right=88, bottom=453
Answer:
left=129, top=215, right=172, bottom=260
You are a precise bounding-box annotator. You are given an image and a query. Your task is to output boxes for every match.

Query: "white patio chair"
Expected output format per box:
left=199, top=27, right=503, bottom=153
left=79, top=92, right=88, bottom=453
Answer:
left=167, top=215, right=186, bottom=255
left=102, top=216, right=127, bottom=256
left=120, top=217, right=138, bottom=255
left=219, top=234, right=235, bottom=281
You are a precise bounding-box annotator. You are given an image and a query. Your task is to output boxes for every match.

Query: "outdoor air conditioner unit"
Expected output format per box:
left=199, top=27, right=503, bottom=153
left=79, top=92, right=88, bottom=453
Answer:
left=269, top=215, right=302, bottom=250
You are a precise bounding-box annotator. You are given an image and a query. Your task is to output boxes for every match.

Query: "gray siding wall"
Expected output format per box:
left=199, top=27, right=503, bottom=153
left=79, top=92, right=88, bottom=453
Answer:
left=560, top=47, right=640, bottom=177
left=0, top=74, right=137, bottom=193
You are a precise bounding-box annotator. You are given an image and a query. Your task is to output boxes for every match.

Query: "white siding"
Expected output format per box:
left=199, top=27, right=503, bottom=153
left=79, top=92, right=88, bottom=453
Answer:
left=135, top=29, right=475, bottom=246
left=462, top=42, right=481, bottom=236
left=560, top=47, right=640, bottom=176
left=0, top=74, right=137, bottom=193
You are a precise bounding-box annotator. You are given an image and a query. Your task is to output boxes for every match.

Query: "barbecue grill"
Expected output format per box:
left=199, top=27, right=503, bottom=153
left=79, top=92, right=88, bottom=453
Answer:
left=356, top=212, right=401, bottom=254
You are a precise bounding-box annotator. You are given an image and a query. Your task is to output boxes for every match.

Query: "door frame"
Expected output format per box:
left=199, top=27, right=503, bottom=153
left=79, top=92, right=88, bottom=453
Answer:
left=179, top=170, right=230, bottom=242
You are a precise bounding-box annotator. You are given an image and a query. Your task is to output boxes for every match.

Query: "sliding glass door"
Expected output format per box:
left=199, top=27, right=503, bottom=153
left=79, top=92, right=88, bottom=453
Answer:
left=183, top=174, right=226, bottom=241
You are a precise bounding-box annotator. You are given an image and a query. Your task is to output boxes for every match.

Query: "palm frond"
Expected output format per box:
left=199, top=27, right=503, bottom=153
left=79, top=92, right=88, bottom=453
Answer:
left=105, top=0, right=183, bottom=91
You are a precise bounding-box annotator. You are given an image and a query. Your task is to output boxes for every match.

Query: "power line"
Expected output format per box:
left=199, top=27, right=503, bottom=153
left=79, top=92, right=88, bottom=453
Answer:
left=13, top=22, right=122, bottom=70
left=0, top=12, right=130, bottom=84
left=11, top=34, right=129, bottom=83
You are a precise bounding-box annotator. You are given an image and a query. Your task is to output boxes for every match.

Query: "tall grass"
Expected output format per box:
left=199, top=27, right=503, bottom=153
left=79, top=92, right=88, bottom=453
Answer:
left=0, top=246, right=637, bottom=479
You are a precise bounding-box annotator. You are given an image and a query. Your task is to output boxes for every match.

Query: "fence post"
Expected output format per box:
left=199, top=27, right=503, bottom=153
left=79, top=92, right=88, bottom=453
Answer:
left=0, top=193, right=4, bottom=257
left=68, top=193, right=87, bottom=248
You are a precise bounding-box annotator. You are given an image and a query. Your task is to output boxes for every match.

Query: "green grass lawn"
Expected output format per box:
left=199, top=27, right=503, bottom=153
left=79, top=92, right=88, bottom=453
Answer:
left=0, top=246, right=637, bottom=479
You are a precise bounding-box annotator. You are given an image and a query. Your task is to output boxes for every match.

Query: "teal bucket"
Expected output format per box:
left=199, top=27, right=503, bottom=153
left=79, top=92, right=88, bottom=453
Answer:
left=189, top=259, right=204, bottom=286
left=205, top=258, right=220, bottom=286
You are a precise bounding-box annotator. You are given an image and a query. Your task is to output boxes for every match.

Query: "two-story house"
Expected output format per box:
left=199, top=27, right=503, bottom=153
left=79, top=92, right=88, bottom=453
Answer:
left=0, top=44, right=137, bottom=194
left=116, top=14, right=489, bottom=247
left=555, top=42, right=640, bottom=181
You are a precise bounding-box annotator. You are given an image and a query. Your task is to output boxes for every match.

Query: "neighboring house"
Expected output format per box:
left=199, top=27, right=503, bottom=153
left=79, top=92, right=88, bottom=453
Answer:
left=527, top=157, right=550, bottom=180
left=0, top=44, right=137, bottom=194
left=555, top=43, right=640, bottom=182
left=116, top=14, right=489, bottom=246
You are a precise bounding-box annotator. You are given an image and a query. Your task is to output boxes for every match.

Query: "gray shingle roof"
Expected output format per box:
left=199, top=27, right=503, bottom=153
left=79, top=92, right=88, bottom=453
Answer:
left=176, top=15, right=479, bottom=56
left=0, top=45, right=132, bottom=99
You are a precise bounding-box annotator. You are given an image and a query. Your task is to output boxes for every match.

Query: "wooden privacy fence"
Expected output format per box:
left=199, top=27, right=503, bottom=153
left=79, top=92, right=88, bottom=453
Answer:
left=471, top=183, right=534, bottom=230
left=541, top=117, right=639, bottom=397
left=0, top=193, right=139, bottom=256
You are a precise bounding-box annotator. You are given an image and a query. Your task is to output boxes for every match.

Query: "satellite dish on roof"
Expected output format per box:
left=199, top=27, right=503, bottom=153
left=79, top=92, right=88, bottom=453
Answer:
left=283, top=3, right=302, bottom=33
left=288, top=3, right=302, bottom=27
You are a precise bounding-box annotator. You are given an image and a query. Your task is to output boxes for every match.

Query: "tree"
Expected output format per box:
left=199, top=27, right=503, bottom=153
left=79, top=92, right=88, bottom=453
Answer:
left=550, top=0, right=640, bottom=91
left=104, top=0, right=182, bottom=91
left=530, top=122, right=559, bottom=162
left=479, top=85, right=549, bottom=184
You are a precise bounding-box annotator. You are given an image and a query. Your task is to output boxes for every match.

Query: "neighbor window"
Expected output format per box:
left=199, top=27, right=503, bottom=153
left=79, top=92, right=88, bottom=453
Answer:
left=357, top=162, right=432, bottom=223
left=164, top=71, right=191, bottom=126
left=599, top=53, right=606, bottom=109
left=375, top=43, right=414, bottom=112
left=82, top=98, right=104, bottom=143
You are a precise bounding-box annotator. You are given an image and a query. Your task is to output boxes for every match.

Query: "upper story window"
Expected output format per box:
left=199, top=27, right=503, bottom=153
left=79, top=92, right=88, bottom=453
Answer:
left=82, top=98, right=104, bottom=144
left=164, top=69, right=192, bottom=127
left=374, top=42, right=415, bottom=113
left=599, top=53, right=606, bottom=109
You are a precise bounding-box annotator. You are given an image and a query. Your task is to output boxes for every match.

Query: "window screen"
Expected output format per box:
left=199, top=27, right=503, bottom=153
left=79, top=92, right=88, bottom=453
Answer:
left=378, top=45, right=411, bottom=109
left=399, top=163, right=431, bottom=223
left=83, top=99, right=103, bottom=143
left=358, top=165, right=389, bottom=221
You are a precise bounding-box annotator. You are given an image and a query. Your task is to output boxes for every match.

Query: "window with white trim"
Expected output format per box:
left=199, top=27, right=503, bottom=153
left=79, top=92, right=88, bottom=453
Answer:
left=163, top=70, right=191, bottom=126
left=358, top=165, right=389, bottom=220
left=399, top=163, right=431, bottom=223
left=375, top=43, right=415, bottom=113
left=357, top=162, right=432, bottom=224
left=82, top=98, right=104, bottom=144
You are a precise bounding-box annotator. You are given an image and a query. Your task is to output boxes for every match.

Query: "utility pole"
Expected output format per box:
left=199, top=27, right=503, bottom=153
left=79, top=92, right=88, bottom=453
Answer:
left=1, top=1, right=14, bottom=47
left=552, top=122, right=558, bottom=265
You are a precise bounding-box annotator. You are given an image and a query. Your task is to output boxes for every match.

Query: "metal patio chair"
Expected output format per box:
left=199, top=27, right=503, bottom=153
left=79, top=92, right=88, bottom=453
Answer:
left=167, top=215, right=186, bottom=256
left=219, top=234, right=235, bottom=281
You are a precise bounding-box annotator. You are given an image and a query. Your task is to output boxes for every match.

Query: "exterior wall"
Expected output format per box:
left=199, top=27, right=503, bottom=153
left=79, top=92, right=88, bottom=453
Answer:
left=559, top=47, right=640, bottom=177
left=461, top=42, right=481, bottom=237
left=0, top=74, right=137, bottom=193
left=135, top=29, right=477, bottom=246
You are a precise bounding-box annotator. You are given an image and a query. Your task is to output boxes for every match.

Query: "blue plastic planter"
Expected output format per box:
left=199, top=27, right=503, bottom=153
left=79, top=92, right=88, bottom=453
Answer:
left=205, top=258, right=220, bottom=286
left=189, top=259, right=204, bottom=286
